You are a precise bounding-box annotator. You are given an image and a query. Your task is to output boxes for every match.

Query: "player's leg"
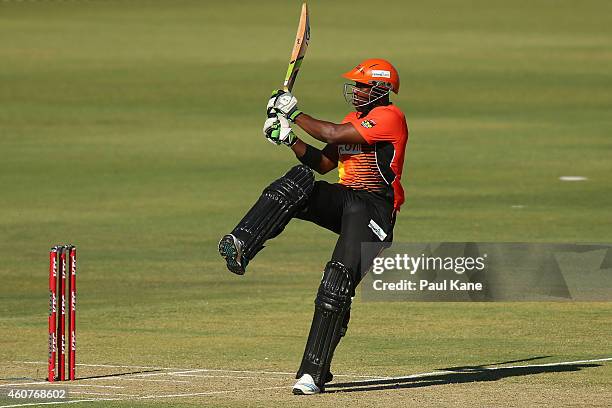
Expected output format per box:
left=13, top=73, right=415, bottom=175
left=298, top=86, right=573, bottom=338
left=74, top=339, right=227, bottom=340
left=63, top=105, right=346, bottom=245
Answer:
left=294, top=192, right=393, bottom=394
left=218, top=165, right=314, bottom=275
left=295, top=181, right=346, bottom=234
left=331, top=194, right=393, bottom=285
left=325, top=194, right=394, bottom=360
left=293, top=259, right=353, bottom=395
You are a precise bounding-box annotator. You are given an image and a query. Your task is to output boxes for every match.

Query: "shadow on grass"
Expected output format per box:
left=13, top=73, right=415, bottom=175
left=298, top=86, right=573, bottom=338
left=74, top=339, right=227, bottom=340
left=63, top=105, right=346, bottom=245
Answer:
left=437, top=355, right=552, bottom=371
left=325, top=357, right=602, bottom=394
left=77, top=369, right=162, bottom=380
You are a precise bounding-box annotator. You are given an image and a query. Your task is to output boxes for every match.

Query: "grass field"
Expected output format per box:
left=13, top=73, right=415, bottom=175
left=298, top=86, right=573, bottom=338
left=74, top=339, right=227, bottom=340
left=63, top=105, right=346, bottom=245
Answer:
left=1, top=0, right=611, bottom=407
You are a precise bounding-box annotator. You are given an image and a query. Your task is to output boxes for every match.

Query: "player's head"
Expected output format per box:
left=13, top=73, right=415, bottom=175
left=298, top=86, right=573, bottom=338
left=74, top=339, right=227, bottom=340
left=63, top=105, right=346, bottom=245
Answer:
left=342, top=58, right=400, bottom=113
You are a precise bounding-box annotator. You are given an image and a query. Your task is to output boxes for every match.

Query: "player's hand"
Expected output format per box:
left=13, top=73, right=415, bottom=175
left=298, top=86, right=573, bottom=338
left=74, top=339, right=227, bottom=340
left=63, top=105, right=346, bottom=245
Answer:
left=266, top=90, right=282, bottom=118
left=276, top=114, right=298, bottom=147
left=263, top=116, right=282, bottom=145
left=269, top=89, right=302, bottom=122
left=263, top=114, right=298, bottom=147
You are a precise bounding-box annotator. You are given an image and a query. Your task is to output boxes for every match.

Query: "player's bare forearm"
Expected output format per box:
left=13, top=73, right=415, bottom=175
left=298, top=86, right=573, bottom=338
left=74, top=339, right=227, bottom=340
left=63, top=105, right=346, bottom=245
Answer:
left=291, top=138, right=307, bottom=157
left=295, top=114, right=366, bottom=144
left=291, top=139, right=338, bottom=174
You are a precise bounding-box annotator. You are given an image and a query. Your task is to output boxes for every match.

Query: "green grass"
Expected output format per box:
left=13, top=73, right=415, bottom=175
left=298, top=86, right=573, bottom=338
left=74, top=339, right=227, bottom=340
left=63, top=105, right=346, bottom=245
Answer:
left=0, top=0, right=611, bottom=406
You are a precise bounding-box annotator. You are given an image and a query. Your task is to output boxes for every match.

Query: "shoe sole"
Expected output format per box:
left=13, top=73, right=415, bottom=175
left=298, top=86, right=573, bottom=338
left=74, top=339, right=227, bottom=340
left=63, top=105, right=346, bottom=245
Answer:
left=218, top=235, right=245, bottom=275
left=292, top=387, right=321, bottom=395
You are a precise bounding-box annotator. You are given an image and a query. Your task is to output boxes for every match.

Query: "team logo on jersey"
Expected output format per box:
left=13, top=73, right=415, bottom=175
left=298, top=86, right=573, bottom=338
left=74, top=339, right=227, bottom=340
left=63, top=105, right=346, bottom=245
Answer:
left=361, top=119, right=376, bottom=129
left=338, top=144, right=362, bottom=155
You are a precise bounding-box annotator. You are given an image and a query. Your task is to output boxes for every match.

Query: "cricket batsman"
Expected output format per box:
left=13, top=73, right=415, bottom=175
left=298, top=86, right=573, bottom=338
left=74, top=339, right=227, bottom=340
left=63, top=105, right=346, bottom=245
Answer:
left=219, top=59, right=408, bottom=394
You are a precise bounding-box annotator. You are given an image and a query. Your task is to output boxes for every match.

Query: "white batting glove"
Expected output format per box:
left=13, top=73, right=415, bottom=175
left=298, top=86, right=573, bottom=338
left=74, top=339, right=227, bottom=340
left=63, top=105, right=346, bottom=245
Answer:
left=263, top=116, right=282, bottom=145
left=276, top=115, right=298, bottom=147
left=268, top=89, right=302, bottom=122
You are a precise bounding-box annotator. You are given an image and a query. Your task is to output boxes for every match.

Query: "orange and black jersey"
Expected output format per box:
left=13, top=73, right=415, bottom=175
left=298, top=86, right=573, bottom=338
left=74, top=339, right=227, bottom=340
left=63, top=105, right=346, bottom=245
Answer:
left=339, top=104, right=409, bottom=210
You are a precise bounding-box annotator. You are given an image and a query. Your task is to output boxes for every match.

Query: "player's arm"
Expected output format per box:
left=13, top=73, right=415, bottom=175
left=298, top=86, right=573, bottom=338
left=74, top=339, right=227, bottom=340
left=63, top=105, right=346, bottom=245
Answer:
left=291, top=139, right=338, bottom=174
left=262, top=112, right=338, bottom=174
left=270, top=90, right=365, bottom=144
left=294, top=113, right=365, bottom=144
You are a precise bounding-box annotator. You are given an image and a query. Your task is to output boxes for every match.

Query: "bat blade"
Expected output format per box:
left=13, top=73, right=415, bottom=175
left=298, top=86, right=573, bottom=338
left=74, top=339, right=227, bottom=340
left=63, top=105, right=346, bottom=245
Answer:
left=283, top=2, right=310, bottom=92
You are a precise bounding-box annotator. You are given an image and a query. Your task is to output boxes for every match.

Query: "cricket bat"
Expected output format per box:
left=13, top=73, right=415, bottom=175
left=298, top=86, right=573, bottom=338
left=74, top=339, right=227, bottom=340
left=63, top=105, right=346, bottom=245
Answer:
left=283, top=2, right=310, bottom=92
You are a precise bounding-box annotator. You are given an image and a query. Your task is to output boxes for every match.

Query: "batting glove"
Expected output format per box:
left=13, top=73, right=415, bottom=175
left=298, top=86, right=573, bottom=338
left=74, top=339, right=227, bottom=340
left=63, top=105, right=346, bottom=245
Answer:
left=266, top=90, right=281, bottom=118
left=263, top=114, right=298, bottom=147
left=276, top=114, right=298, bottom=147
left=263, top=116, right=282, bottom=145
left=269, top=89, right=302, bottom=122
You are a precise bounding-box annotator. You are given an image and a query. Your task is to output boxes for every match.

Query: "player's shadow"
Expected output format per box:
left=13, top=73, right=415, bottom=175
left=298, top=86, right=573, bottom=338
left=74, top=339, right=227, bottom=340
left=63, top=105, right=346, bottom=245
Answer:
left=77, top=369, right=162, bottom=380
left=325, top=356, right=603, bottom=393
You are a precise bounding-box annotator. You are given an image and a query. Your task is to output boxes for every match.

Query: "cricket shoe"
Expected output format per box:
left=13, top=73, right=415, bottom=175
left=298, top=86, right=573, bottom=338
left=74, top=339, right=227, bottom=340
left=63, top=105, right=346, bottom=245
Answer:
left=218, top=234, right=247, bottom=275
left=292, top=374, right=321, bottom=395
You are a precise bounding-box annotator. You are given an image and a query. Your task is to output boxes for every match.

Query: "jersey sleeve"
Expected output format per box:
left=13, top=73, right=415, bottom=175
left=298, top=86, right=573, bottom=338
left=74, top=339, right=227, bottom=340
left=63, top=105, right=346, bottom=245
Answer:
left=348, top=108, right=402, bottom=144
left=341, top=112, right=356, bottom=124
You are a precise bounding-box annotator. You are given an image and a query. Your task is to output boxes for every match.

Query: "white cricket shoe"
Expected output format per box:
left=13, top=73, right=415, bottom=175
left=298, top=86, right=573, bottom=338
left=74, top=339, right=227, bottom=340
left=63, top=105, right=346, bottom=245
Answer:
left=292, top=374, right=321, bottom=395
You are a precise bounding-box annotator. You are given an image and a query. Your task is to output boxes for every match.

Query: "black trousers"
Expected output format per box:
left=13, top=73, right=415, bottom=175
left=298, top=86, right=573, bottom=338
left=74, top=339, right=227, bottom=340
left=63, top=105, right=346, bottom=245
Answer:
left=295, top=181, right=395, bottom=287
